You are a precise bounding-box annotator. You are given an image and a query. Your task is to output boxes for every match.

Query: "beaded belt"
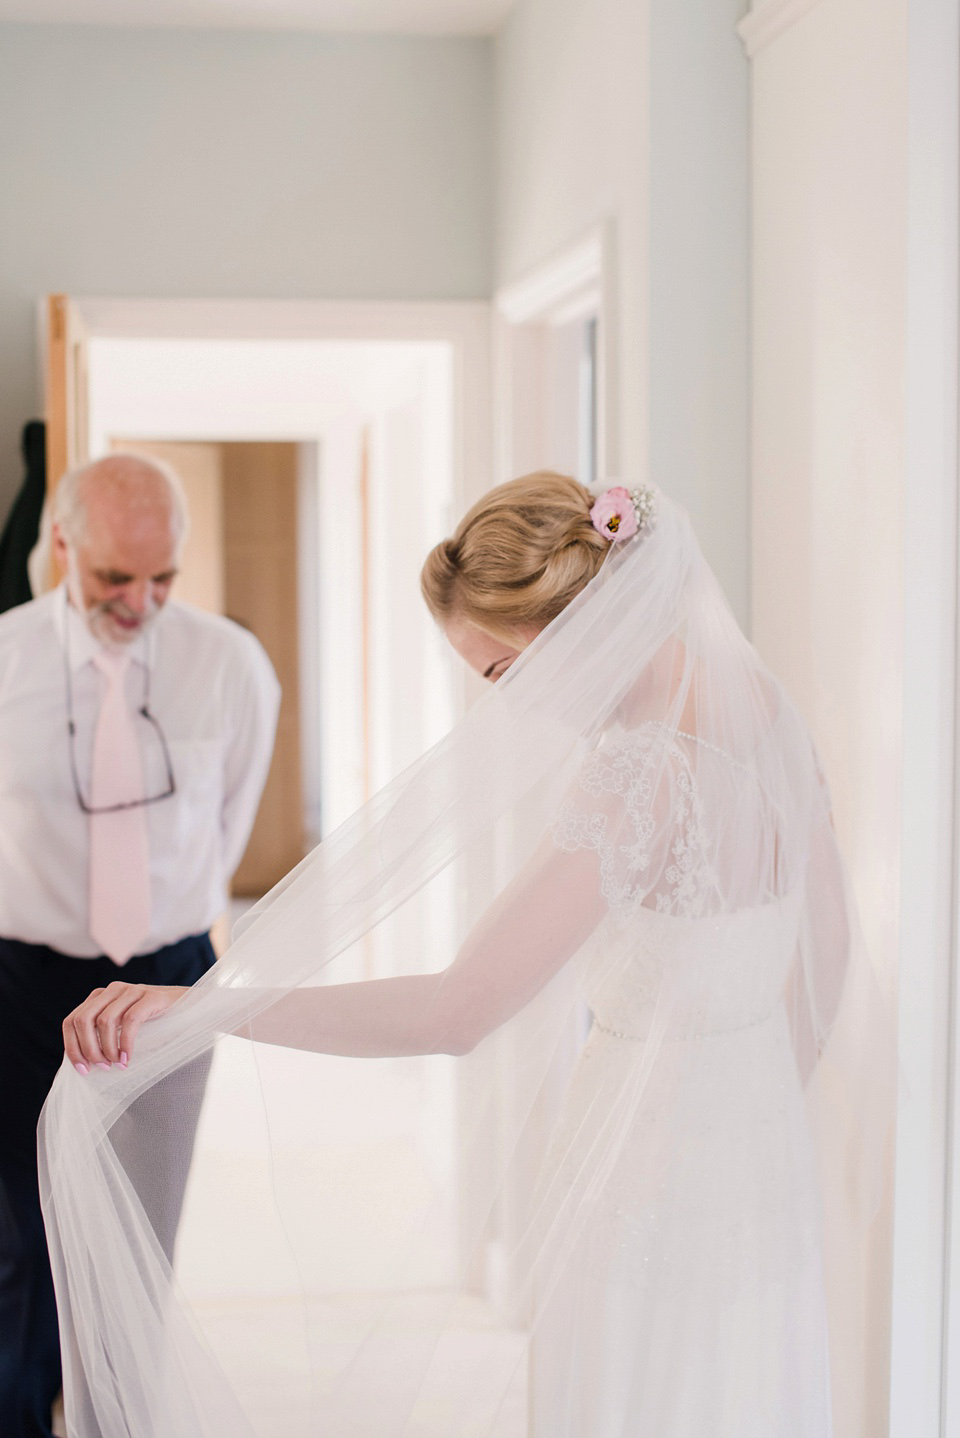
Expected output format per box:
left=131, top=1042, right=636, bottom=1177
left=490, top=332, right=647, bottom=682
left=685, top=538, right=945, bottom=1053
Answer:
left=592, top=1008, right=779, bottom=1043
left=593, top=1019, right=649, bottom=1042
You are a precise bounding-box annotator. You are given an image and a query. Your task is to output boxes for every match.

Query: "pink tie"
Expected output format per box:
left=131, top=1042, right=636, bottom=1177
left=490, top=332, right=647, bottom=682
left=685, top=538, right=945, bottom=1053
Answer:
left=88, top=650, right=152, bottom=964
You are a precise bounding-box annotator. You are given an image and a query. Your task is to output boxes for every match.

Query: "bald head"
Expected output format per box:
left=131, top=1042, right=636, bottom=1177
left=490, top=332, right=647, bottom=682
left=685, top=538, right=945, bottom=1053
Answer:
left=53, top=454, right=189, bottom=647
left=54, top=454, right=188, bottom=550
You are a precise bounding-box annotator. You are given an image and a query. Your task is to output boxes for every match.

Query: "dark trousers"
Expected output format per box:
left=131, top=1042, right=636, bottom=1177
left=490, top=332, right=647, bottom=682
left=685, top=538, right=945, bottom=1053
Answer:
left=0, top=933, right=215, bottom=1438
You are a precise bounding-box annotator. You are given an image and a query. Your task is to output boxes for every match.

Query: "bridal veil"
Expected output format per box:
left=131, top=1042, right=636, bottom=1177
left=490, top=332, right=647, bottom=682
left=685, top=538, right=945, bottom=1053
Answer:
left=39, top=487, right=893, bottom=1436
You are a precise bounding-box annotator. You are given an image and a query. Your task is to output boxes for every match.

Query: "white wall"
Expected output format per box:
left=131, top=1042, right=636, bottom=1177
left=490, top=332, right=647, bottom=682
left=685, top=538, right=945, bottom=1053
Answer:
left=647, top=0, right=751, bottom=627
left=494, top=0, right=750, bottom=625
left=749, top=0, right=909, bottom=1433
left=0, top=24, right=493, bottom=515
left=751, top=0, right=907, bottom=949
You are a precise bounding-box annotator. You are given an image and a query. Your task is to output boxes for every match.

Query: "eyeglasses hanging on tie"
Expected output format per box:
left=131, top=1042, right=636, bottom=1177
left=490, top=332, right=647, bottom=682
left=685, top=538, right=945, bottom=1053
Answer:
left=62, top=592, right=177, bottom=815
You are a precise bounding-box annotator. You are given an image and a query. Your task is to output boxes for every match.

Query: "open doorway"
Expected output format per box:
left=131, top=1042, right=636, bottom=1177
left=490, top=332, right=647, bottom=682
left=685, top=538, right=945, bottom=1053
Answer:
left=110, top=438, right=305, bottom=901
left=85, top=331, right=469, bottom=909
left=42, top=293, right=492, bottom=852
left=69, top=319, right=525, bottom=1434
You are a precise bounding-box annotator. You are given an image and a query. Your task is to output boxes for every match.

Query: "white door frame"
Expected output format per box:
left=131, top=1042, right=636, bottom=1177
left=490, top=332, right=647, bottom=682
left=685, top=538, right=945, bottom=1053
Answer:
left=42, top=296, right=491, bottom=521
left=482, top=227, right=618, bottom=1321
left=889, top=0, right=960, bottom=1432
left=493, top=220, right=618, bottom=487
left=51, top=295, right=491, bottom=834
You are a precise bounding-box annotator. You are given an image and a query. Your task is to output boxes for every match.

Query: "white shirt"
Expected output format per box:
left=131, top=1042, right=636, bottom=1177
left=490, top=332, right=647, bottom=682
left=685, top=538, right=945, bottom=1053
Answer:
left=0, top=586, right=280, bottom=957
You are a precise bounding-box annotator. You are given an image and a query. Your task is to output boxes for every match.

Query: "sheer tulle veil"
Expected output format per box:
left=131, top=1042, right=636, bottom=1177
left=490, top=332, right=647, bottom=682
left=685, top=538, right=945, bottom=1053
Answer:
left=39, top=486, right=893, bottom=1437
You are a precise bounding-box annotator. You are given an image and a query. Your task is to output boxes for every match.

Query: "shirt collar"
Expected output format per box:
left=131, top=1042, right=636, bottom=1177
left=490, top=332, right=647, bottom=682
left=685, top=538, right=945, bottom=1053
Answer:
left=52, top=583, right=151, bottom=673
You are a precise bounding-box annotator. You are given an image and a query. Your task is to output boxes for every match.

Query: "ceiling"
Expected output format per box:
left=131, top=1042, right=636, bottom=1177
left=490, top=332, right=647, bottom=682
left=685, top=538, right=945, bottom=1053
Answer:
left=0, top=0, right=516, bottom=34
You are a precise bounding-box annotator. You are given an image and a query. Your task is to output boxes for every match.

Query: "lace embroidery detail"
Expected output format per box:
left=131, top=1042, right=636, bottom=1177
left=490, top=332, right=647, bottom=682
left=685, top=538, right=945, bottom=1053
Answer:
left=553, top=728, right=713, bottom=923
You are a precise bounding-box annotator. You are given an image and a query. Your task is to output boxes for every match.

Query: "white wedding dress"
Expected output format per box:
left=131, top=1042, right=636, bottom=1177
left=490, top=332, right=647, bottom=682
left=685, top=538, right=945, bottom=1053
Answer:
left=39, top=490, right=885, bottom=1438
left=530, top=728, right=832, bottom=1437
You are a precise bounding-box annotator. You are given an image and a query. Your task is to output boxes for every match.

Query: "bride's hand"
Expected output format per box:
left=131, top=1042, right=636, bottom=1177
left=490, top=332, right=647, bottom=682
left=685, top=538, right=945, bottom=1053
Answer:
left=63, top=982, right=188, bottom=1074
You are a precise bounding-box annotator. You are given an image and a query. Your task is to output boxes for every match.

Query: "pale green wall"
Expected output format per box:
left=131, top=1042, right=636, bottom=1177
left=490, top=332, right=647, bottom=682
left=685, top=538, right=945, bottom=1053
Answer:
left=0, top=24, right=493, bottom=514
left=495, top=0, right=750, bottom=626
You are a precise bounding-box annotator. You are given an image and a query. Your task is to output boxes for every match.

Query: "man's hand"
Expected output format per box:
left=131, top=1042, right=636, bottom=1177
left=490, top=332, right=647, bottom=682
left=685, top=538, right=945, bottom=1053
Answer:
left=63, top=982, right=188, bottom=1074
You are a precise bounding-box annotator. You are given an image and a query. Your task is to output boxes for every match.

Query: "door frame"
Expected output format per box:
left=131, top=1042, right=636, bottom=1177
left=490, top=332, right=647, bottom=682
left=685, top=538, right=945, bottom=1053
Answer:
left=483, top=226, right=617, bottom=1320
left=888, top=0, right=960, bottom=1433
left=40, top=296, right=491, bottom=519
left=53, top=295, right=491, bottom=824
left=493, top=220, right=617, bottom=488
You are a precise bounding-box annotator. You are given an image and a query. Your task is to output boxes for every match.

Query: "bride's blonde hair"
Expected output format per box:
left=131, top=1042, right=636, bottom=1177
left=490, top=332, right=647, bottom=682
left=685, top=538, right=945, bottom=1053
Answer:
left=421, top=471, right=609, bottom=641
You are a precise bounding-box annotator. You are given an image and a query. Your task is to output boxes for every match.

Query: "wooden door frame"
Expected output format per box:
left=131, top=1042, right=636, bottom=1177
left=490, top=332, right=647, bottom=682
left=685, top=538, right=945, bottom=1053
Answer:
left=43, top=293, right=90, bottom=487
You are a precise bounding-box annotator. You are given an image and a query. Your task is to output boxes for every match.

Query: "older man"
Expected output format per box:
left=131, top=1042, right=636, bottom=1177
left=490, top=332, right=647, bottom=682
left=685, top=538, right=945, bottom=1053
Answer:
left=0, top=453, right=279, bottom=1438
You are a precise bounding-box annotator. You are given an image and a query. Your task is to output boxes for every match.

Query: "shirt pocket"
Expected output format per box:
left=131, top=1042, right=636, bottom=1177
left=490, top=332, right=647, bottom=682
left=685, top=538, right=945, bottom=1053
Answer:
left=148, top=737, right=225, bottom=855
left=143, top=736, right=226, bottom=877
left=164, top=736, right=224, bottom=806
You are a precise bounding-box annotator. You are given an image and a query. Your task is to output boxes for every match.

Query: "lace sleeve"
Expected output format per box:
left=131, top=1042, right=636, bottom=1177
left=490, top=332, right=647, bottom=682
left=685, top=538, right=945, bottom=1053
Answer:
left=553, top=726, right=713, bottom=923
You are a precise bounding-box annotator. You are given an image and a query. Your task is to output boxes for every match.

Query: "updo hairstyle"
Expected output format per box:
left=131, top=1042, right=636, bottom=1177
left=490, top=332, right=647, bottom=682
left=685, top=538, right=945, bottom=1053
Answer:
left=420, top=471, right=609, bottom=643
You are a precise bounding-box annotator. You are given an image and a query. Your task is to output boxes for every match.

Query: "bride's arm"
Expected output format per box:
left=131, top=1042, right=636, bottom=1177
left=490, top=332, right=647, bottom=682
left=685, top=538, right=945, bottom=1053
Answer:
left=246, top=839, right=605, bottom=1057
left=63, top=840, right=606, bottom=1070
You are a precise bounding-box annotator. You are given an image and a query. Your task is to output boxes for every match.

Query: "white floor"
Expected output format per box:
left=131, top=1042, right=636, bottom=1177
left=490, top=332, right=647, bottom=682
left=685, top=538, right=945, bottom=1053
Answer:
left=174, top=1024, right=529, bottom=1435
left=192, top=1290, right=528, bottom=1436
left=52, top=1295, right=525, bottom=1436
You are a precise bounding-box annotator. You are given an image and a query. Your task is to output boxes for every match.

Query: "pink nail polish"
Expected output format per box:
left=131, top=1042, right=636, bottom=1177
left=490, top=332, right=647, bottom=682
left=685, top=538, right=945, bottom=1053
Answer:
left=120, top=1051, right=128, bottom=1067
left=74, top=1062, right=89, bottom=1076
left=96, top=1062, right=111, bottom=1071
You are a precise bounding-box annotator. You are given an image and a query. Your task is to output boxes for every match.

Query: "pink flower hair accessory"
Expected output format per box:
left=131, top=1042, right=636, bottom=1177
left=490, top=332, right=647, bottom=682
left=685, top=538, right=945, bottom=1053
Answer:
left=589, top=483, right=657, bottom=543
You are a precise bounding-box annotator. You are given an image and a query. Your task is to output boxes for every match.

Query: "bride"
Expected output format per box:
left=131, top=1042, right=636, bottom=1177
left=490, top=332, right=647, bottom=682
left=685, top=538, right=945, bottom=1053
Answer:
left=50, top=473, right=890, bottom=1437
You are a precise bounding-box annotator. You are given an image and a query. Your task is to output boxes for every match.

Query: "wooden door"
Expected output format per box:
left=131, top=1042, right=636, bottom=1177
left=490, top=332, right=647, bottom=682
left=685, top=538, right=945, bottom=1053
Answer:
left=109, top=439, right=226, bottom=615
left=221, top=442, right=304, bottom=893
left=110, top=438, right=304, bottom=899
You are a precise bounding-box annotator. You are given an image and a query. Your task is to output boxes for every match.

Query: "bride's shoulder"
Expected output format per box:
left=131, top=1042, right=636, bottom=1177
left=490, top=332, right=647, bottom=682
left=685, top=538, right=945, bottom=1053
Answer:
left=579, top=720, right=664, bottom=776
left=564, top=722, right=694, bottom=816
left=587, top=719, right=694, bottom=769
